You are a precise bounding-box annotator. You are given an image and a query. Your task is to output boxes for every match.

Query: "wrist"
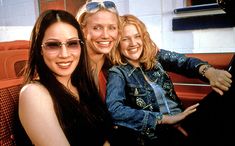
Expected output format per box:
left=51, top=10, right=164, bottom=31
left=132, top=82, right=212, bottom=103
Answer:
left=157, top=113, right=163, bottom=124
left=200, top=64, right=213, bottom=77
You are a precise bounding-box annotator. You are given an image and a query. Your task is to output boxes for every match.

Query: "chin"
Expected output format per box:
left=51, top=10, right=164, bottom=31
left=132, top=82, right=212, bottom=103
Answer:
left=100, top=48, right=112, bottom=54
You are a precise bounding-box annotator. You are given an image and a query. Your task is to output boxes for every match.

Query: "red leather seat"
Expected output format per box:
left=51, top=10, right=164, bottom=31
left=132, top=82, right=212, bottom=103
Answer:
left=0, top=40, right=29, bottom=80
left=0, top=78, right=23, bottom=146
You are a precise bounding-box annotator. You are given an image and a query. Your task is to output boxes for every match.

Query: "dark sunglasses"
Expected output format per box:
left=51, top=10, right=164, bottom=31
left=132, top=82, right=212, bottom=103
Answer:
left=86, top=1, right=117, bottom=13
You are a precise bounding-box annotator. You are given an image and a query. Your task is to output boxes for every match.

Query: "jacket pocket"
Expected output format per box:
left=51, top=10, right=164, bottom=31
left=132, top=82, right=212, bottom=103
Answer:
left=126, top=84, right=150, bottom=110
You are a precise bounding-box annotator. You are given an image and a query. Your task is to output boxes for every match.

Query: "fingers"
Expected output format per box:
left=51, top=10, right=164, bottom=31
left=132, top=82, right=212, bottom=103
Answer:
left=210, top=70, right=232, bottom=92
left=212, top=87, right=224, bottom=96
left=183, top=103, right=199, bottom=115
left=174, top=124, right=189, bottom=137
left=224, top=70, right=232, bottom=79
left=184, top=103, right=199, bottom=112
left=213, top=80, right=230, bottom=91
left=211, top=77, right=231, bottom=92
left=168, top=103, right=198, bottom=124
left=218, top=71, right=232, bottom=86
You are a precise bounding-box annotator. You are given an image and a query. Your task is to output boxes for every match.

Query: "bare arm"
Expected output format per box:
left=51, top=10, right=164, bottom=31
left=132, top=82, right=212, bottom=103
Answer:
left=19, top=83, right=70, bottom=146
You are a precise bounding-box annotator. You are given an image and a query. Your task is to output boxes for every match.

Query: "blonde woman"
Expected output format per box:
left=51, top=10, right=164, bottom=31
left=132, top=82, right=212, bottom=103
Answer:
left=76, top=1, right=120, bottom=102
left=106, top=14, right=233, bottom=146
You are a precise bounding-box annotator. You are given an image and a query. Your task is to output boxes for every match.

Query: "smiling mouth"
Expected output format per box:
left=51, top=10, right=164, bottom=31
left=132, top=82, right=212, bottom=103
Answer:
left=128, top=47, right=138, bottom=53
left=98, top=41, right=110, bottom=45
left=57, top=61, right=72, bottom=68
left=96, top=41, right=112, bottom=47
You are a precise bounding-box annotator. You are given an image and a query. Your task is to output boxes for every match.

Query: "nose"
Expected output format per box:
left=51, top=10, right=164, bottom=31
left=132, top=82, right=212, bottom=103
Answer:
left=101, top=28, right=109, bottom=38
left=59, top=45, right=70, bottom=57
left=129, top=37, right=137, bottom=46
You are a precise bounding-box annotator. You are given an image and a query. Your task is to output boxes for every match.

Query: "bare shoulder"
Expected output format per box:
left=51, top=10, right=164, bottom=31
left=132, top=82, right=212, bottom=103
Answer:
left=20, top=82, right=47, bottom=96
left=19, top=82, right=55, bottom=130
left=19, top=82, right=54, bottom=112
left=19, top=83, right=70, bottom=146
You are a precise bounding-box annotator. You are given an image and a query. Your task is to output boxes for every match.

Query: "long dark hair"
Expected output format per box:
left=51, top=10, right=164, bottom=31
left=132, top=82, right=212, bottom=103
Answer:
left=24, top=10, right=112, bottom=145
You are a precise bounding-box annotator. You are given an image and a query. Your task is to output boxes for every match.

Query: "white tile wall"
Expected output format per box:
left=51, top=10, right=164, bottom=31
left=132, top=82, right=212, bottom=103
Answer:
left=0, top=0, right=37, bottom=41
left=112, top=0, right=128, bottom=15
left=139, top=15, right=162, bottom=47
left=193, top=28, right=235, bottom=53
left=128, top=0, right=161, bottom=16
left=163, top=30, right=194, bottom=53
left=0, top=26, right=33, bottom=41
left=0, top=0, right=234, bottom=53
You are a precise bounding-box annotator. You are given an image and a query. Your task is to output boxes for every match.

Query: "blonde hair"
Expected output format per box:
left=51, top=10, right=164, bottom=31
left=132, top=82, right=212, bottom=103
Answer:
left=75, top=1, right=121, bottom=60
left=75, top=1, right=120, bottom=30
left=110, top=14, right=160, bottom=70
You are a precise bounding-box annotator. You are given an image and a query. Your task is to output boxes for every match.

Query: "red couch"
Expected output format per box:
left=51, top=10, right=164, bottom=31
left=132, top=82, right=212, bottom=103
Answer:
left=0, top=40, right=29, bottom=80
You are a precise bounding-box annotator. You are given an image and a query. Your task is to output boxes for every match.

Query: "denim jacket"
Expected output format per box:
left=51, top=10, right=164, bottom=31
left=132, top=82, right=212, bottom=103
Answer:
left=106, top=49, right=208, bottom=138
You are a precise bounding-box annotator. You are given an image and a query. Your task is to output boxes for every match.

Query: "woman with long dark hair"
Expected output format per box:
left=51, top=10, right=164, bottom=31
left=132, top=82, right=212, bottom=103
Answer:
left=19, top=10, right=112, bottom=146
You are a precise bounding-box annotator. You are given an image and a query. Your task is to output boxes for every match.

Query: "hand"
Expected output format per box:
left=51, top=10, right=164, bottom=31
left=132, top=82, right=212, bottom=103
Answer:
left=205, top=67, right=232, bottom=95
left=161, top=103, right=199, bottom=125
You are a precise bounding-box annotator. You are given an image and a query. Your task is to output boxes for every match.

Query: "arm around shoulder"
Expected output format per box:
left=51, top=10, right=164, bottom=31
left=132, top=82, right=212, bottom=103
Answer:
left=19, top=83, right=70, bottom=146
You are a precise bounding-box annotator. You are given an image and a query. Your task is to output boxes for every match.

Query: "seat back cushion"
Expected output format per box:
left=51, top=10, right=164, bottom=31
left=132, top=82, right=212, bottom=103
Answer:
left=0, top=78, right=32, bottom=146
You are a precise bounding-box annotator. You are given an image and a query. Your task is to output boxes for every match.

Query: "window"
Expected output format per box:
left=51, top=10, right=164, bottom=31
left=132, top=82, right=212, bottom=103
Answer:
left=174, top=0, right=219, bottom=14
left=172, top=0, right=235, bottom=30
left=186, top=0, right=217, bottom=6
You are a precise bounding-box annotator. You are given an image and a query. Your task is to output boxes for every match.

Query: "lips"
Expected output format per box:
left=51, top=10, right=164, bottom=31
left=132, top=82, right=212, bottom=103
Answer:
left=98, top=41, right=110, bottom=45
left=127, top=47, right=138, bottom=53
left=57, top=61, right=72, bottom=69
left=96, top=41, right=111, bottom=47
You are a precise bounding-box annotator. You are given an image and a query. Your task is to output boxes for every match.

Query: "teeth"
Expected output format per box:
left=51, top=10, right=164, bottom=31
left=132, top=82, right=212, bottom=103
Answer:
left=98, top=42, right=110, bottom=45
left=57, top=62, right=71, bottom=67
left=129, top=48, right=137, bottom=52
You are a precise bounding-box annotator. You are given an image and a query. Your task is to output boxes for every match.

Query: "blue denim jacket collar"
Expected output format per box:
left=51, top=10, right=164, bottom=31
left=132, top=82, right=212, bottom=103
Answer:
left=125, top=63, right=137, bottom=77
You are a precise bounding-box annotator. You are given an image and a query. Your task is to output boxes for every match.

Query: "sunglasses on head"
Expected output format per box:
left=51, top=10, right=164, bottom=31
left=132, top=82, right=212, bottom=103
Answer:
left=86, top=1, right=117, bottom=13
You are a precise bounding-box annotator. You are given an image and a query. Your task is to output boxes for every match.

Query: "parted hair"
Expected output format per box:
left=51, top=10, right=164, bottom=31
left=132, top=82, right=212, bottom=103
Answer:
left=23, top=9, right=112, bottom=145
left=110, top=14, right=160, bottom=70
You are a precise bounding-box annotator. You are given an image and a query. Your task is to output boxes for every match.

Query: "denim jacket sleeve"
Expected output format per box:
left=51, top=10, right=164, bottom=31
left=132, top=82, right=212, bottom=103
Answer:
left=106, top=66, right=162, bottom=136
left=158, top=49, right=209, bottom=78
